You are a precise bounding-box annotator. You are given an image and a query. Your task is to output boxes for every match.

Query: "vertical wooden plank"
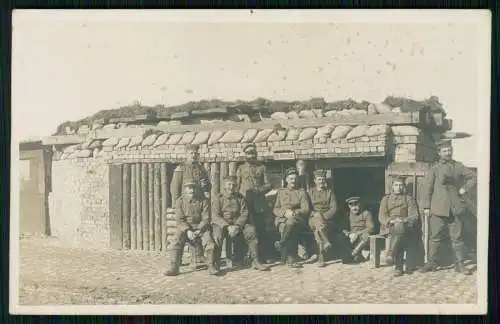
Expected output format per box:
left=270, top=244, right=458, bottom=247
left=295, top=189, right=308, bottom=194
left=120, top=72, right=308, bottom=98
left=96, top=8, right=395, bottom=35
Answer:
left=220, top=162, right=228, bottom=185
left=135, top=163, right=143, bottom=250
left=204, top=162, right=211, bottom=176
left=211, top=162, right=220, bottom=198
left=130, top=163, right=137, bottom=250
left=141, top=163, right=150, bottom=250
left=109, top=164, right=123, bottom=249
left=148, top=163, right=155, bottom=250
left=154, top=163, right=162, bottom=251
left=122, top=164, right=131, bottom=249
left=160, top=163, right=168, bottom=252
left=228, top=161, right=237, bottom=176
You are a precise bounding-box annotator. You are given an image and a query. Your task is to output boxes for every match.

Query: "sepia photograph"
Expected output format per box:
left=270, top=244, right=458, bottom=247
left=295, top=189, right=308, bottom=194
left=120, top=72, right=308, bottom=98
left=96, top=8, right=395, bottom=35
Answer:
left=10, top=9, right=491, bottom=315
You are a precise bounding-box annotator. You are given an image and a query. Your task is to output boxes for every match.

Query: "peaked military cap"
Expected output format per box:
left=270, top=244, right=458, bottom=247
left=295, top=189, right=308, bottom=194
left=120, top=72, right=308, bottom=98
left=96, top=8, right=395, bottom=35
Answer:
left=243, top=143, right=257, bottom=153
left=222, top=175, right=237, bottom=183
left=183, top=178, right=197, bottom=187
left=186, top=144, right=200, bottom=152
left=313, top=169, right=327, bottom=178
left=435, top=138, right=452, bottom=148
left=346, top=196, right=361, bottom=204
left=286, top=167, right=298, bottom=176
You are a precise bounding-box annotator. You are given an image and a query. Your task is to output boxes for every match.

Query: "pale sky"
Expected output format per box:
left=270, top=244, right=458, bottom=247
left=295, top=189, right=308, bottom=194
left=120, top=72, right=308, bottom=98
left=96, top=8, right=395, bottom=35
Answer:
left=11, top=10, right=491, bottom=167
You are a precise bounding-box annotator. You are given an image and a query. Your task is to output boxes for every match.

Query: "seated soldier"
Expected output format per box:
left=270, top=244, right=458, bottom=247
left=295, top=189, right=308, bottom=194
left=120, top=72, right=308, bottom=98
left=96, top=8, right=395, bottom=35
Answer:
left=212, top=176, right=270, bottom=271
left=164, top=178, right=220, bottom=276
left=307, top=169, right=336, bottom=267
left=379, top=176, right=421, bottom=276
left=273, top=167, right=311, bottom=268
left=343, top=196, right=375, bottom=262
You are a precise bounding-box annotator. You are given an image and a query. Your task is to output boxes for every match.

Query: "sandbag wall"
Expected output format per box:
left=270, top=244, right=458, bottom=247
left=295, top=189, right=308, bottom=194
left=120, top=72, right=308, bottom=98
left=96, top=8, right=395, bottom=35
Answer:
left=109, top=160, right=240, bottom=251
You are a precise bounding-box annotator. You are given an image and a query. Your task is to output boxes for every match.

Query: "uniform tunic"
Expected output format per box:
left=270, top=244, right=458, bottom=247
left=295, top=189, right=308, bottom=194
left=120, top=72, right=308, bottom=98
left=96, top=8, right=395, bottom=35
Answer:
left=348, top=210, right=375, bottom=237
left=236, top=162, right=271, bottom=214
left=170, top=163, right=210, bottom=203
left=273, top=187, right=310, bottom=227
left=171, top=195, right=213, bottom=251
left=378, top=194, right=419, bottom=234
left=308, top=187, right=338, bottom=250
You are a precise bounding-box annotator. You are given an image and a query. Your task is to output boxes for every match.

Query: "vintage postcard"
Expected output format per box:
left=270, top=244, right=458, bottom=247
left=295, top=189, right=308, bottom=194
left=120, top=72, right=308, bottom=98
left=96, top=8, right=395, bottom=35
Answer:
left=10, top=9, right=491, bottom=315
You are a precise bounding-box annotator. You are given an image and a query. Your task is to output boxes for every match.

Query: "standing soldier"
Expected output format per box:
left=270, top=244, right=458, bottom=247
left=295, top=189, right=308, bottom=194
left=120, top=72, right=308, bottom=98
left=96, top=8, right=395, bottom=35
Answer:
left=379, top=176, right=421, bottom=276
left=236, top=143, right=274, bottom=263
left=343, top=197, right=375, bottom=262
left=273, top=167, right=310, bottom=268
left=307, top=169, right=336, bottom=267
left=170, top=144, right=210, bottom=266
left=419, top=139, right=476, bottom=275
left=164, top=178, right=220, bottom=276
left=212, top=176, right=271, bottom=271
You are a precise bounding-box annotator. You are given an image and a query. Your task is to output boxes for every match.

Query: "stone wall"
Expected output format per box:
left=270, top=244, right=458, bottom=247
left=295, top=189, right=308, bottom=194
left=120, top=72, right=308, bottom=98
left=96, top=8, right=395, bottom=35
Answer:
left=49, top=158, right=109, bottom=248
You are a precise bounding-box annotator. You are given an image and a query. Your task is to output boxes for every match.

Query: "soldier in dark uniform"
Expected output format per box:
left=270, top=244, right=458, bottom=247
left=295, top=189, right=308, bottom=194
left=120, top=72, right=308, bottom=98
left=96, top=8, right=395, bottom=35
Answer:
left=420, top=139, right=476, bottom=275
left=343, top=197, right=375, bottom=262
left=273, top=167, right=310, bottom=268
left=170, top=144, right=210, bottom=266
left=378, top=176, right=421, bottom=276
left=212, top=175, right=271, bottom=271
left=164, top=178, right=220, bottom=276
left=236, top=143, right=275, bottom=263
left=307, top=169, right=336, bottom=267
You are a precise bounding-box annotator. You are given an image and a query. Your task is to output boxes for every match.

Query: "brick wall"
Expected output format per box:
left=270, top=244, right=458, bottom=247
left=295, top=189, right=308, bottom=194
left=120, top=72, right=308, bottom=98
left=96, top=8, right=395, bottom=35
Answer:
left=49, top=158, right=109, bottom=248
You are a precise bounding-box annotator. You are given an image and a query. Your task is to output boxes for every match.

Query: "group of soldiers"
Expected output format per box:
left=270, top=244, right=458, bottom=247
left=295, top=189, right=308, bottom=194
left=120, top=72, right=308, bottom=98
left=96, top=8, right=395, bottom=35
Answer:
left=164, top=138, right=476, bottom=277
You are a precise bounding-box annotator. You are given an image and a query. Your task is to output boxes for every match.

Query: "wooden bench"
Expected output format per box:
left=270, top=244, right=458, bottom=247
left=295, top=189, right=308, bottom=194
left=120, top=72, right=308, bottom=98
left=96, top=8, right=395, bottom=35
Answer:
left=369, top=234, right=391, bottom=268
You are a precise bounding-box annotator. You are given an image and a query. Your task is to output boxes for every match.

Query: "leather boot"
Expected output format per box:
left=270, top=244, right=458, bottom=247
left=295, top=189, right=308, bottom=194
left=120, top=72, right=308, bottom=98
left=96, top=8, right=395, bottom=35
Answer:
left=393, top=265, right=404, bottom=277
left=206, top=249, right=221, bottom=276
left=317, top=253, right=326, bottom=268
left=164, top=249, right=182, bottom=276
left=248, top=242, right=270, bottom=271
left=420, top=261, right=438, bottom=273
left=455, top=262, right=472, bottom=275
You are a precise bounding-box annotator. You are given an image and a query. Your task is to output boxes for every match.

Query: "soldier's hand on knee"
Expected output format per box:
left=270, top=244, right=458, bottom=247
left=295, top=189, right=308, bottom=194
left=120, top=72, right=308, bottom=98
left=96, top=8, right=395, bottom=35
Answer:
left=193, top=230, right=201, bottom=238
left=187, top=230, right=195, bottom=241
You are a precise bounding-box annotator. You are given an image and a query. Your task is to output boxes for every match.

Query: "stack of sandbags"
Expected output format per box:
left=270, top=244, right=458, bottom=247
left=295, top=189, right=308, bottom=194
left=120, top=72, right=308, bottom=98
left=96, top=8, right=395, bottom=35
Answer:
left=298, top=127, right=317, bottom=141
left=191, top=131, right=211, bottom=145
left=286, top=111, right=300, bottom=119
left=254, top=129, right=274, bottom=143
left=102, top=137, right=119, bottom=151
left=115, top=137, right=131, bottom=150
left=271, top=112, right=288, bottom=120
left=165, top=208, right=177, bottom=248
left=367, top=103, right=392, bottom=114
left=166, top=133, right=183, bottom=145
left=241, top=129, right=259, bottom=143
left=346, top=125, right=369, bottom=141
left=267, top=129, right=288, bottom=142
left=152, top=133, right=170, bottom=147
left=365, top=124, right=391, bottom=138
left=219, top=130, right=245, bottom=143
left=285, top=128, right=302, bottom=141
left=141, top=133, right=160, bottom=147
left=208, top=130, right=225, bottom=145
left=299, top=110, right=317, bottom=119
left=330, top=125, right=352, bottom=141
left=178, top=132, right=197, bottom=145
left=128, top=135, right=145, bottom=149
left=314, top=124, right=335, bottom=140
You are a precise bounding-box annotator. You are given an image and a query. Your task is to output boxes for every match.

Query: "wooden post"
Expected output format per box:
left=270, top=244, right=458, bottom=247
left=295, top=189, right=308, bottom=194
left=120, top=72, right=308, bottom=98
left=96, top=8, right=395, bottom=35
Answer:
left=135, top=163, right=142, bottom=250
left=154, top=163, right=162, bottom=251
left=204, top=162, right=211, bottom=175
left=130, top=163, right=137, bottom=250
left=211, top=162, right=220, bottom=198
left=424, top=213, right=429, bottom=263
left=122, top=164, right=131, bottom=249
left=369, top=235, right=384, bottom=268
left=109, top=164, right=123, bottom=249
left=228, top=161, right=237, bottom=176
left=220, top=162, right=228, bottom=185
left=148, top=163, right=155, bottom=251
left=141, top=163, right=149, bottom=250
left=160, top=163, right=168, bottom=252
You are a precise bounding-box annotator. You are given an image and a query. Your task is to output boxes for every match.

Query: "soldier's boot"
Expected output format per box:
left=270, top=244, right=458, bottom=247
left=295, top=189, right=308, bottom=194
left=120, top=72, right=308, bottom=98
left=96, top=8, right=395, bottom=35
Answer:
left=248, top=243, right=271, bottom=271
left=164, top=249, right=182, bottom=277
left=351, top=238, right=368, bottom=262
left=318, top=230, right=332, bottom=252
left=206, top=249, right=221, bottom=276
left=419, top=261, right=438, bottom=273
left=285, top=242, right=303, bottom=268
left=317, top=253, right=326, bottom=268
left=455, top=262, right=472, bottom=276
left=393, top=265, right=404, bottom=277
left=194, top=244, right=207, bottom=268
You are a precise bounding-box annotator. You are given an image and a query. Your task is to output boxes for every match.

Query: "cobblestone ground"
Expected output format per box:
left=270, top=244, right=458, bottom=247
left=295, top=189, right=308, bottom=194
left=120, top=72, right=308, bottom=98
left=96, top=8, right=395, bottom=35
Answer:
left=18, top=236, right=477, bottom=305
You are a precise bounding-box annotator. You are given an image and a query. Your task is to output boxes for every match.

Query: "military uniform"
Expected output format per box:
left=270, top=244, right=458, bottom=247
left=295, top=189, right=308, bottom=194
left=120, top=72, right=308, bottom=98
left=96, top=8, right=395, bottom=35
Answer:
left=379, top=185, right=420, bottom=275
left=170, top=163, right=210, bottom=203
left=420, top=142, right=476, bottom=274
left=273, top=168, right=310, bottom=267
left=344, top=197, right=375, bottom=260
left=236, top=144, right=275, bottom=261
left=164, top=179, right=219, bottom=276
left=212, top=176, right=270, bottom=271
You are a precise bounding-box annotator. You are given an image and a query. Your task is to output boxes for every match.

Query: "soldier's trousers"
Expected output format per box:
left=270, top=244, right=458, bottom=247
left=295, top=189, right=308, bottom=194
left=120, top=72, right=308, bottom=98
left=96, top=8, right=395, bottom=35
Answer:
left=388, top=222, right=418, bottom=268
left=350, top=231, right=370, bottom=256
left=212, top=224, right=260, bottom=260
left=428, top=213, right=467, bottom=264
left=169, top=228, right=215, bottom=253
left=308, top=214, right=331, bottom=253
left=275, top=216, right=303, bottom=260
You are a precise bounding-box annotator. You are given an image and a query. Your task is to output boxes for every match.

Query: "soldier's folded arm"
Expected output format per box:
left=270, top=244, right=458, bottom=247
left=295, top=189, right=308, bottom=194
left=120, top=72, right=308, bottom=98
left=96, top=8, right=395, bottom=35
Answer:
left=322, top=191, right=338, bottom=220
left=273, top=190, right=287, bottom=218
left=420, top=167, right=436, bottom=210
left=378, top=196, right=390, bottom=228
left=196, top=199, right=210, bottom=231
left=235, top=197, right=249, bottom=228
left=295, top=190, right=311, bottom=218
left=175, top=198, right=192, bottom=232
left=405, top=196, right=420, bottom=227
left=211, top=197, right=230, bottom=228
